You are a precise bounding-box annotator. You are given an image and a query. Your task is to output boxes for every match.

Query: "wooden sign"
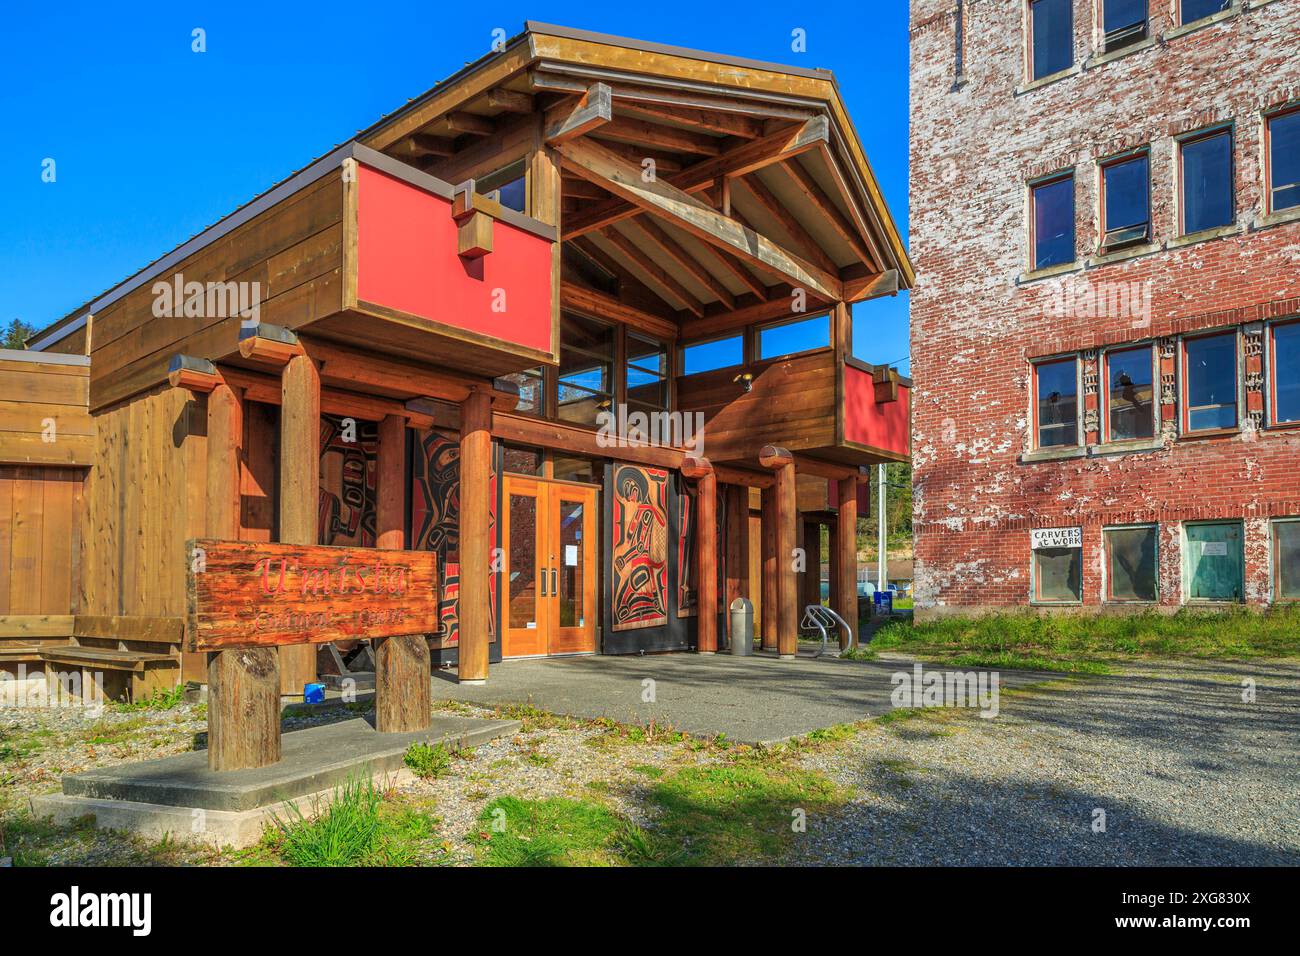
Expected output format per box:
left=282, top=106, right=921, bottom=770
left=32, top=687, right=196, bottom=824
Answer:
left=186, top=539, right=438, bottom=651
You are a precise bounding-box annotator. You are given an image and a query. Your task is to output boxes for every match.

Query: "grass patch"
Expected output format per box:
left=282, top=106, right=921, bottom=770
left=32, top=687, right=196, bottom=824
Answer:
left=81, top=716, right=151, bottom=747
left=871, top=605, right=1300, bottom=670
left=263, top=778, right=444, bottom=866
left=840, top=644, right=878, bottom=661
left=470, top=796, right=627, bottom=866
left=404, top=742, right=452, bottom=779
left=630, top=764, right=664, bottom=779
left=114, top=684, right=187, bottom=712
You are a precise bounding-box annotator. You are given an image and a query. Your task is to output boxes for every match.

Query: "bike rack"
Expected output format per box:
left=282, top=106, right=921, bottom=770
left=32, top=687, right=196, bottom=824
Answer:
left=799, top=604, right=857, bottom=658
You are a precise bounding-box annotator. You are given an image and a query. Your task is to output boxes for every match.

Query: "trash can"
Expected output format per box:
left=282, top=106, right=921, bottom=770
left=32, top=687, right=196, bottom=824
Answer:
left=873, top=590, right=893, bottom=616
left=729, top=598, right=754, bottom=656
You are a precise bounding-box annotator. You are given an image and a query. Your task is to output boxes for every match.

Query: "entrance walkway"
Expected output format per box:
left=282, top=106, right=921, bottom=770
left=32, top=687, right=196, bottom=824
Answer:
left=434, top=653, right=1053, bottom=745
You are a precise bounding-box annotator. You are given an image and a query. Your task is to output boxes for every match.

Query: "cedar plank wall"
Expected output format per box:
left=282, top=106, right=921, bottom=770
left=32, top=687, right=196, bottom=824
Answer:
left=676, top=349, right=839, bottom=462
left=88, top=170, right=345, bottom=412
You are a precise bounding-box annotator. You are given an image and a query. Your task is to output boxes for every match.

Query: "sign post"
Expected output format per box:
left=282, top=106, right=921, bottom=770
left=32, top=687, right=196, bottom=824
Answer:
left=187, top=539, right=439, bottom=770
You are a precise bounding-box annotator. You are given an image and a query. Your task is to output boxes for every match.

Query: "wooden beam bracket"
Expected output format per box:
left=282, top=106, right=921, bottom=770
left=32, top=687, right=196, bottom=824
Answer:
left=544, top=83, right=613, bottom=146
left=238, top=323, right=305, bottom=365
left=167, top=354, right=222, bottom=393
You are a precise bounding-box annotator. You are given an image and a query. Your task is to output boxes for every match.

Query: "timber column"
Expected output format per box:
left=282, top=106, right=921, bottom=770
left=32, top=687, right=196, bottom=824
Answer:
left=682, top=457, right=717, bottom=654
left=760, top=446, right=798, bottom=659
left=458, top=387, right=492, bottom=683
left=278, top=350, right=320, bottom=694
left=834, top=474, right=859, bottom=650
left=204, top=379, right=282, bottom=770
left=374, top=413, right=431, bottom=731
left=724, top=484, right=751, bottom=649
left=760, top=485, right=778, bottom=651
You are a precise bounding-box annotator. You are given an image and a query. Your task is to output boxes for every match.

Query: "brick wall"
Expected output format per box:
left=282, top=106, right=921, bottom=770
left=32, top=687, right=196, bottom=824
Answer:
left=909, top=0, right=1300, bottom=614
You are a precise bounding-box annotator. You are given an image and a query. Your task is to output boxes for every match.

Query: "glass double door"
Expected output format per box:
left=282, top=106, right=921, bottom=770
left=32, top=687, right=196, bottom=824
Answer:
left=502, top=477, right=598, bottom=657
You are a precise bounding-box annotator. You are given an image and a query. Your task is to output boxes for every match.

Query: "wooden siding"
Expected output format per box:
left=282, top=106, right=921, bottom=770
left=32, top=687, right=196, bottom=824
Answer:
left=88, top=172, right=346, bottom=412
left=0, top=466, right=84, bottom=617
left=0, top=356, right=92, bottom=467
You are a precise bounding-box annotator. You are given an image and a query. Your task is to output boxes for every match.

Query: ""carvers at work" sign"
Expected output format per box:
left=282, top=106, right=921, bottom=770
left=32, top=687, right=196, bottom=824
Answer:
left=1029, top=526, right=1083, bottom=550
left=185, top=539, right=438, bottom=651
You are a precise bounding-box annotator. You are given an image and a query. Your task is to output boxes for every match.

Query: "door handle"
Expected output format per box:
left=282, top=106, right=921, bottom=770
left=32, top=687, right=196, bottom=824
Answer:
left=539, top=568, right=547, bottom=598
left=551, top=568, right=558, bottom=596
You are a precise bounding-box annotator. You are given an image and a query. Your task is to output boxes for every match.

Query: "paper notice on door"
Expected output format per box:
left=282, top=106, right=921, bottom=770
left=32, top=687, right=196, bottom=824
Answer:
left=565, top=545, right=579, bottom=566
left=525, top=622, right=537, bottom=629
left=1201, top=541, right=1228, bottom=556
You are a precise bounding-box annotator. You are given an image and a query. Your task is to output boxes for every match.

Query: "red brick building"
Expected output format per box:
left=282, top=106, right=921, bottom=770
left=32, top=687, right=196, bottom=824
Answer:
left=909, top=0, right=1300, bottom=616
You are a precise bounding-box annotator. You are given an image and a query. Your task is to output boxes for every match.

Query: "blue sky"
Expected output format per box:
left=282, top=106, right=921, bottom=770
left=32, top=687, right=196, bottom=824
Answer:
left=0, top=1, right=911, bottom=372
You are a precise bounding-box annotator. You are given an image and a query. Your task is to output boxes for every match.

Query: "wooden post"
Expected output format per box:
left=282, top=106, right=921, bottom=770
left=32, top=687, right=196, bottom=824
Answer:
left=835, top=475, right=859, bottom=650
left=278, top=353, right=319, bottom=695
left=458, top=388, right=492, bottom=683
left=724, top=484, right=750, bottom=648
left=803, top=519, right=821, bottom=613
left=205, top=382, right=281, bottom=770
left=374, top=414, right=430, bottom=732
left=760, top=484, right=778, bottom=651
left=761, top=446, right=798, bottom=659
left=682, top=457, right=717, bottom=654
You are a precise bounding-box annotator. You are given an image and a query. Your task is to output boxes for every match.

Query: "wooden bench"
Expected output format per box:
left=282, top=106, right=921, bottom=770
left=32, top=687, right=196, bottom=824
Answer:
left=0, top=615, right=75, bottom=667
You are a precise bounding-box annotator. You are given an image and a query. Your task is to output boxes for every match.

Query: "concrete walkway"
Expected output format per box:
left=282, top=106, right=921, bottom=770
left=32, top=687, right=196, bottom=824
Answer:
left=434, top=652, right=1053, bottom=745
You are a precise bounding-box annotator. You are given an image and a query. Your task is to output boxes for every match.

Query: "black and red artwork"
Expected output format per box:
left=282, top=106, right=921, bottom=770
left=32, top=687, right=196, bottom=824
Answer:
left=610, top=463, right=669, bottom=631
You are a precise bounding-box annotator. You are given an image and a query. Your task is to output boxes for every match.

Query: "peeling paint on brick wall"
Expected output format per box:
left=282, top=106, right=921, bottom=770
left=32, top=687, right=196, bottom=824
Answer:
left=909, top=0, right=1300, bottom=616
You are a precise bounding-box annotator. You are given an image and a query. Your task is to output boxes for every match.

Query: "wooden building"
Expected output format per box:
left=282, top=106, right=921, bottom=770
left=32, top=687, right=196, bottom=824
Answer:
left=11, top=23, right=912, bottom=696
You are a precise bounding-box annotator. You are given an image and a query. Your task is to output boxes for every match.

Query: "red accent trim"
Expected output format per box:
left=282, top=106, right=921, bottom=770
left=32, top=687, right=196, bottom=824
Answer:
left=844, top=363, right=909, bottom=455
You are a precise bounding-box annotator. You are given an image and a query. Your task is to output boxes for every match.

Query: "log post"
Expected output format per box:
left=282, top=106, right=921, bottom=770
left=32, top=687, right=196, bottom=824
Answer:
left=724, top=483, right=751, bottom=648
left=205, top=381, right=281, bottom=770
left=760, top=484, right=778, bottom=651
left=278, top=353, right=320, bottom=695
left=761, top=446, right=798, bottom=659
left=682, top=457, right=717, bottom=654
left=374, top=414, right=430, bottom=732
left=458, top=388, right=492, bottom=683
left=835, top=475, right=859, bottom=650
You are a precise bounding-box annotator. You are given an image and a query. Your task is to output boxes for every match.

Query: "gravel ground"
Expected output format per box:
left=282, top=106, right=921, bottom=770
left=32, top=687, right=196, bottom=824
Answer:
left=3, top=657, right=1296, bottom=866
left=789, top=658, right=1300, bottom=865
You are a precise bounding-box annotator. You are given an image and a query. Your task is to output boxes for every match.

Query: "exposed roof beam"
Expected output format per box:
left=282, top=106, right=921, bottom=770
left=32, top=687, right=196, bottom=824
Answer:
left=614, top=101, right=762, bottom=139
left=486, top=88, right=534, bottom=113
left=625, top=217, right=736, bottom=310
left=389, top=133, right=455, bottom=160
left=598, top=226, right=706, bottom=318
left=678, top=286, right=834, bottom=342
left=444, top=111, right=494, bottom=136
left=556, top=136, right=842, bottom=301
left=563, top=115, right=829, bottom=239
left=735, top=173, right=840, bottom=278
left=779, top=158, right=874, bottom=266
left=843, top=268, right=900, bottom=303
left=592, top=117, right=722, bottom=156
left=561, top=282, right=679, bottom=341
left=814, top=142, right=884, bottom=273
left=544, top=83, right=613, bottom=146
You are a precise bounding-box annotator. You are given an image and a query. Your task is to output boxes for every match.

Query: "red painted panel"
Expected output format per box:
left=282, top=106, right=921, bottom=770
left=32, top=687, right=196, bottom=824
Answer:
left=843, top=363, right=910, bottom=457
left=355, top=165, right=553, bottom=354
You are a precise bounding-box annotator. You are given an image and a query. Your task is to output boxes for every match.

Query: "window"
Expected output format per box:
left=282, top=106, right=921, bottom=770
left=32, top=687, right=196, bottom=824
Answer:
left=1274, top=519, right=1300, bottom=600
left=1034, top=357, right=1079, bottom=448
left=1104, top=345, right=1155, bottom=441
left=557, top=312, right=614, bottom=426
left=759, top=313, right=830, bottom=360
left=1031, top=174, right=1075, bottom=269
left=1034, top=544, right=1082, bottom=603
left=1180, top=129, right=1234, bottom=234
left=626, top=333, right=668, bottom=414
left=1105, top=525, right=1158, bottom=601
left=1181, top=0, right=1231, bottom=26
left=1184, top=521, right=1243, bottom=602
left=1267, top=107, right=1300, bottom=213
left=1182, top=332, right=1238, bottom=432
left=477, top=161, right=527, bottom=213
left=682, top=335, right=743, bottom=375
left=1104, top=0, right=1148, bottom=52
left=1029, top=0, right=1073, bottom=80
left=501, top=445, right=543, bottom=475
left=1101, top=153, right=1150, bottom=249
left=1270, top=320, right=1300, bottom=425
left=501, top=367, right=545, bottom=416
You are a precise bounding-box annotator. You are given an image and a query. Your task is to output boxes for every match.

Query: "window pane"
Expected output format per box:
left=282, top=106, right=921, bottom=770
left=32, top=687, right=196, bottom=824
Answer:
left=1105, top=0, right=1147, bottom=33
left=508, top=493, right=538, bottom=629
left=759, top=314, right=830, bottom=359
left=1035, top=547, right=1082, bottom=602
left=1182, top=132, right=1233, bottom=233
left=1036, top=357, right=1078, bottom=447
left=628, top=334, right=666, bottom=376
left=1104, top=155, right=1150, bottom=234
left=683, top=336, right=743, bottom=374
left=1185, top=333, right=1237, bottom=431
left=1033, top=177, right=1075, bottom=268
left=1277, top=522, right=1300, bottom=600
left=478, top=162, right=527, bottom=213
left=500, top=368, right=544, bottom=415
left=562, top=312, right=614, bottom=358
left=1182, top=0, right=1230, bottom=25
left=1274, top=322, right=1300, bottom=424
left=1031, top=0, right=1073, bottom=79
left=1270, top=111, right=1300, bottom=212
left=1185, top=522, right=1243, bottom=602
left=1107, top=526, right=1157, bottom=601
left=501, top=445, right=542, bottom=475
left=1107, top=346, right=1154, bottom=440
